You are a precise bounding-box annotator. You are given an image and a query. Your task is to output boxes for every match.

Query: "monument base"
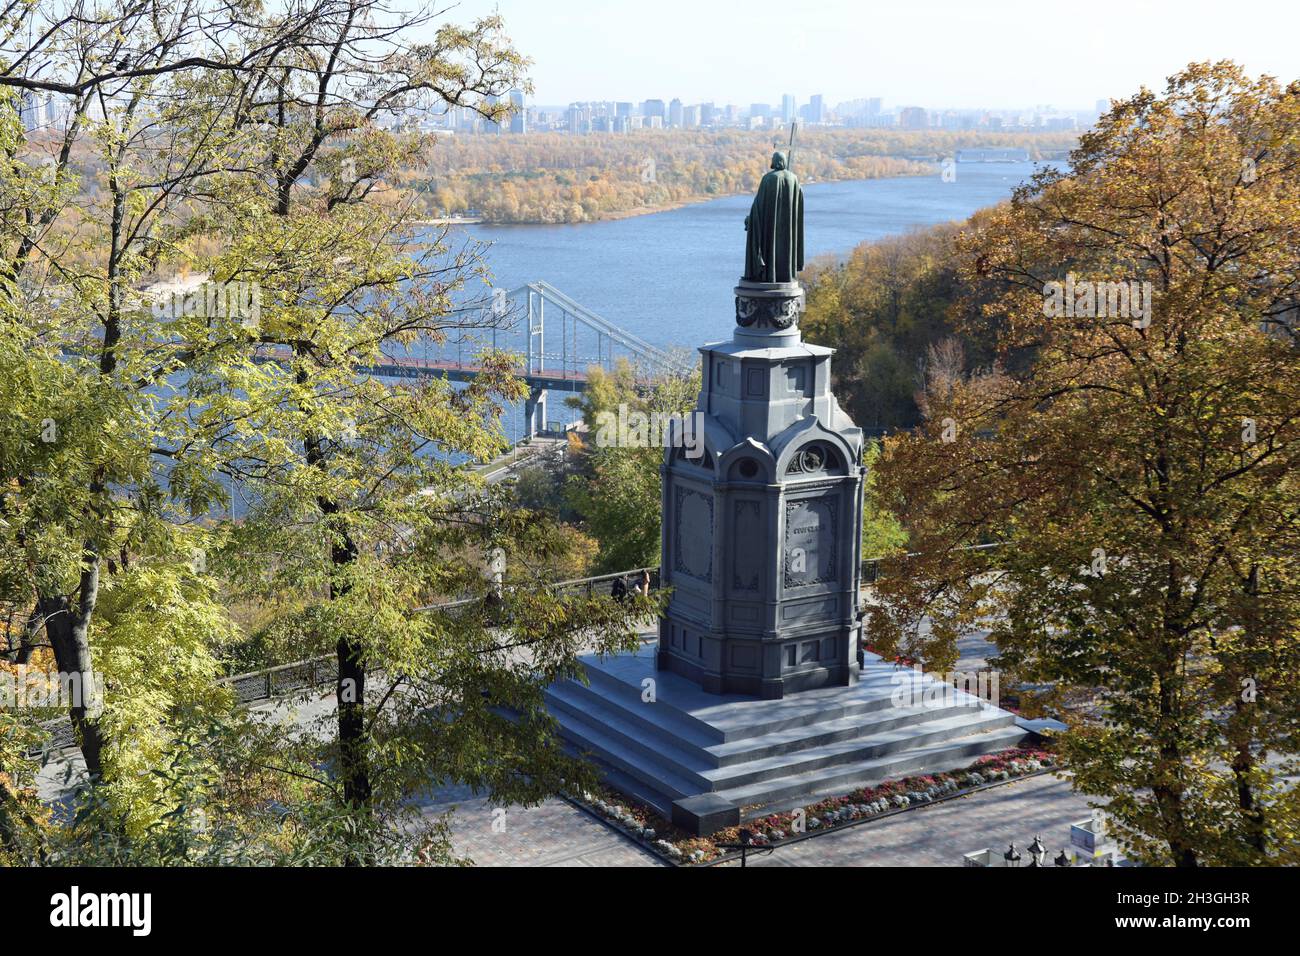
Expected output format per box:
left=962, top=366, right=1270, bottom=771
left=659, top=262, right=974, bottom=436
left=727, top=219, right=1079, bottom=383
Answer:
left=547, top=638, right=1027, bottom=836
left=654, top=630, right=858, bottom=699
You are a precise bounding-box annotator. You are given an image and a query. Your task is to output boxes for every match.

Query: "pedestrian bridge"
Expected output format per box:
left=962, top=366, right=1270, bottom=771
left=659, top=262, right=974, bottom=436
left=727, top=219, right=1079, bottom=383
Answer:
left=368, top=281, right=690, bottom=437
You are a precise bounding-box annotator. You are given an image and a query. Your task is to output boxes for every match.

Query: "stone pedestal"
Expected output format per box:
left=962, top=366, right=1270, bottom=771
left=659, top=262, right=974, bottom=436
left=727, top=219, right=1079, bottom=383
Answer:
left=656, top=279, right=866, bottom=699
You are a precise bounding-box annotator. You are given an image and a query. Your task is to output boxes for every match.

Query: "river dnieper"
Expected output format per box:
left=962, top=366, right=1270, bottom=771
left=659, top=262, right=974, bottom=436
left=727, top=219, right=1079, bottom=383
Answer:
left=454, top=160, right=1049, bottom=350
left=438, top=160, right=1054, bottom=439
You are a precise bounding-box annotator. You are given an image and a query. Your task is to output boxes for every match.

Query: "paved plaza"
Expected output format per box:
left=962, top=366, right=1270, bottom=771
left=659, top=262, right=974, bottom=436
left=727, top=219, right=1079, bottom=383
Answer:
left=419, top=770, right=1093, bottom=867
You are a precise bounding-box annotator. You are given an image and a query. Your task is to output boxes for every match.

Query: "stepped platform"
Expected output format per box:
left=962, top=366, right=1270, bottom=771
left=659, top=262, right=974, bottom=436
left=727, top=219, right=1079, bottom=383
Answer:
left=545, top=641, right=1026, bottom=835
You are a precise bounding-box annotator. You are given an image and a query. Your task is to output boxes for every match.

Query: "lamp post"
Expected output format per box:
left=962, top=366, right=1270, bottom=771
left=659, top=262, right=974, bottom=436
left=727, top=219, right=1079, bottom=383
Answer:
left=1003, top=843, right=1021, bottom=867
left=717, top=828, right=776, bottom=868
left=1055, top=849, right=1071, bottom=867
left=1028, top=835, right=1046, bottom=867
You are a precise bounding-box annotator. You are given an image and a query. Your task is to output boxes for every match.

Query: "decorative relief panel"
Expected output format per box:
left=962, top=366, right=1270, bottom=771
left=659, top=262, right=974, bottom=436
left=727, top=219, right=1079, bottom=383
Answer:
left=674, top=486, right=714, bottom=582
left=783, top=497, right=837, bottom=588
left=785, top=442, right=845, bottom=477
left=731, top=499, right=762, bottom=591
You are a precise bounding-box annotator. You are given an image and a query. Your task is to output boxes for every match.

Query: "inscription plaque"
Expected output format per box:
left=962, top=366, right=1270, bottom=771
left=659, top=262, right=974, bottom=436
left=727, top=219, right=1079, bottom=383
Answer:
left=783, top=497, right=837, bottom=588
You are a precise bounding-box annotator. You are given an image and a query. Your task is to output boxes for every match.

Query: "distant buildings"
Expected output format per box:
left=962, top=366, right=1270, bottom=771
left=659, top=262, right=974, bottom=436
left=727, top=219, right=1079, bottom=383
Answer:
left=899, top=106, right=929, bottom=130
left=807, top=94, right=824, bottom=124
left=508, top=89, right=526, bottom=134
left=20, top=90, right=43, bottom=132
left=429, top=88, right=1098, bottom=137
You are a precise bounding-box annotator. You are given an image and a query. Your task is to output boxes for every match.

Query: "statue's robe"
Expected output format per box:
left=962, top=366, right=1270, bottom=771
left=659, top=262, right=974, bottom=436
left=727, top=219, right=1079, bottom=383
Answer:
left=744, top=164, right=804, bottom=283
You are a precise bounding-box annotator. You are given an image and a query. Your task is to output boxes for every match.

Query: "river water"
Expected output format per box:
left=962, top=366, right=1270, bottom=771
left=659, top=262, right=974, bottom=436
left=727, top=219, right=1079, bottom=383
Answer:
left=430, top=160, right=1054, bottom=440
left=452, top=160, right=1051, bottom=354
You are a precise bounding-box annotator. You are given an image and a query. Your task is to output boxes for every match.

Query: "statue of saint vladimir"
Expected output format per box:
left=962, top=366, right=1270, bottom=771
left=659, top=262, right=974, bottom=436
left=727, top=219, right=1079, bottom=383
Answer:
left=743, top=151, right=804, bottom=284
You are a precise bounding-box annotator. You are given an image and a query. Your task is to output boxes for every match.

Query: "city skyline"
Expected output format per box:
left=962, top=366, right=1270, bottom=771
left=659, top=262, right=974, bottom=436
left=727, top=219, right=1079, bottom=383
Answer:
left=437, top=89, right=1092, bottom=136
left=444, top=0, right=1297, bottom=110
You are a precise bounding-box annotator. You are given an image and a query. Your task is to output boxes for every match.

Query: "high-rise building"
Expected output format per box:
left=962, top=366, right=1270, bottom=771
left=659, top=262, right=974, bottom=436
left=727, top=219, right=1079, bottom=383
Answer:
left=699, top=102, right=716, bottom=127
left=642, top=99, right=665, bottom=122
left=808, top=94, right=824, bottom=124
left=19, top=90, right=43, bottom=132
left=566, top=103, right=588, bottom=134
left=508, top=89, right=526, bottom=133
left=668, top=98, right=683, bottom=128
left=484, top=93, right=501, bottom=134
left=899, top=106, right=929, bottom=130
left=683, top=104, right=699, bottom=128
left=781, top=93, right=796, bottom=124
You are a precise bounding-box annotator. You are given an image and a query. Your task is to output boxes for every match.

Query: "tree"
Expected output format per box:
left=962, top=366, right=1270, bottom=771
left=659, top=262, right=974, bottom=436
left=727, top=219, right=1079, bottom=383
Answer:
left=868, top=62, right=1300, bottom=866
left=171, top=4, right=657, bottom=864
left=0, top=6, right=261, bottom=800
left=801, top=221, right=1000, bottom=431
left=1, top=1, right=659, bottom=866
left=565, top=360, right=699, bottom=574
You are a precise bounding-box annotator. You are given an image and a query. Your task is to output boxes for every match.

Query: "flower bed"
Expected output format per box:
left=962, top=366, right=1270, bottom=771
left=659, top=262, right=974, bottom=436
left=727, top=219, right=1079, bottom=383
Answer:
left=568, top=746, right=1057, bottom=865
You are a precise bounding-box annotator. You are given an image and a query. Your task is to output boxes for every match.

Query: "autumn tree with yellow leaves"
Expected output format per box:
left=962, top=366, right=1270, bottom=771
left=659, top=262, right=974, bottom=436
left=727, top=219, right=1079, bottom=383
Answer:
left=868, top=62, right=1300, bottom=866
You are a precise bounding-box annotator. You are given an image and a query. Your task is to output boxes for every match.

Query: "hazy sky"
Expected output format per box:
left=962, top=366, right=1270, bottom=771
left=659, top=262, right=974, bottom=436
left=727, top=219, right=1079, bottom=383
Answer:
left=441, top=0, right=1297, bottom=110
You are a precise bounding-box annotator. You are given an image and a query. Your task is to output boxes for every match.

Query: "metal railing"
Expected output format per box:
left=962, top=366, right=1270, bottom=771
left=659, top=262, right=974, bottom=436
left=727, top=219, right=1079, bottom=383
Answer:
left=861, top=542, right=1004, bottom=585
left=26, top=566, right=664, bottom=755
left=28, top=547, right=1006, bottom=756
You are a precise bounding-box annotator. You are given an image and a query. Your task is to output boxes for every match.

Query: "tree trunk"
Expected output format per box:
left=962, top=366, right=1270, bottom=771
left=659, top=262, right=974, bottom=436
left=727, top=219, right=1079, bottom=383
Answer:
left=1231, top=739, right=1266, bottom=856
left=303, top=420, right=371, bottom=862
left=331, top=526, right=368, bottom=811
left=38, top=555, right=106, bottom=781
left=1154, top=680, right=1198, bottom=867
left=9, top=606, right=38, bottom=664
left=1230, top=565, right=1267, bottom=856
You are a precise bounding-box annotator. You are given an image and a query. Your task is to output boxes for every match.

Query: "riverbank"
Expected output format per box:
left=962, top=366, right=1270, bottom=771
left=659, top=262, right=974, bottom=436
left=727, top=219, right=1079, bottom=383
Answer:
left=417, top=164, right=938, bottom=227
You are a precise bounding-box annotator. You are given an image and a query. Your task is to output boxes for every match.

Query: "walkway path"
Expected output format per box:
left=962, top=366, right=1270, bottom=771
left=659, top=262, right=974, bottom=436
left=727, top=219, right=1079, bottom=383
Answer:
left=415, top=770, right=1092, bottom=867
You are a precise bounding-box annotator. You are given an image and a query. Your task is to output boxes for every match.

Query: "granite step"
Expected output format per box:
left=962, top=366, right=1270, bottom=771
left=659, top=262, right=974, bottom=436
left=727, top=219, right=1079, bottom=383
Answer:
left=705, top=701, right=985, bottom=767
left=549, top=703, right=703, bottom=801
left=578, top=654, right=952, bottom=743
left=550, top=673, right=988, bottom=772
left=550, top=675, right=1016, bottom=798
left=545, top=678, right=721, bottom=754
left=696, top=709, right=1018, bottom=791
left=544, top=644, right=1029, bottom=834
left=545, top=684, right=715, bottom=780
left=721, top=724, right=1030, bottom=816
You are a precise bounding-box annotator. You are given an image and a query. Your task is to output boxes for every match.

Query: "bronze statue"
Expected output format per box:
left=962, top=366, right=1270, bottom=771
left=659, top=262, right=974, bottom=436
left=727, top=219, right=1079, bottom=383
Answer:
left=743, top=150, right=804, bottom=284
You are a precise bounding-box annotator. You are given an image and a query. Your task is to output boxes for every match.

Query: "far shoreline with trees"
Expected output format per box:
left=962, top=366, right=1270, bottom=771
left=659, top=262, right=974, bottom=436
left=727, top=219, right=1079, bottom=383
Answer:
left=404, top=127, right=1078, bottom=224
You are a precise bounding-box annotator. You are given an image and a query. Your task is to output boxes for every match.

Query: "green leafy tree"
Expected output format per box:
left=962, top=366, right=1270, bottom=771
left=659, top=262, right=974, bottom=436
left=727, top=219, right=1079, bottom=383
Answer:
left=566, top=360, right=699, bottom=574
left=0, top=12, right=261, bottom=813
left=170, top=6, right=660, bottom=864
